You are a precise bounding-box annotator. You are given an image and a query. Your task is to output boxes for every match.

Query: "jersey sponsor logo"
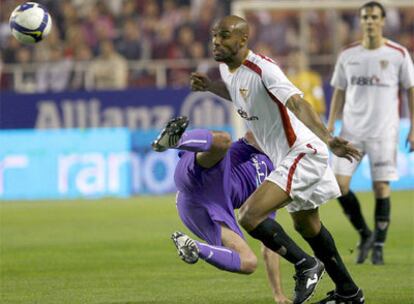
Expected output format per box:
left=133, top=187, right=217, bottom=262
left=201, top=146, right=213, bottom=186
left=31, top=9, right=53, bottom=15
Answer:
left=350, top=75, right=388, bottom=87
left=380, top=60, right=389, bottom=69
left=239, top=88, right=249, bottom=101
left=237, top=108, right=258, bottom=121
left=373, top=160, right=394, bottom=167
left=251, top=156, right=269, bottom=185
left=347, top=61, right=360, bottom=66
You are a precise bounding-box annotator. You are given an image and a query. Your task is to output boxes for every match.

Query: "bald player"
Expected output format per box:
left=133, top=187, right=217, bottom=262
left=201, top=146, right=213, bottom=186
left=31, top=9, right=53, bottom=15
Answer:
left=190, top=15, right=365, bottom=304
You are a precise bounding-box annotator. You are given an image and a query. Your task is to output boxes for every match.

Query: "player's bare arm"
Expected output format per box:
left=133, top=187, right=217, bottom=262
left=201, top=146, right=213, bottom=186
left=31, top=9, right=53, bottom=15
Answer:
left=327, top=88, right=346, bottom=133
left=286, top=94, right=361, bottom=162
left=190, top=72, right=232, bottom=101
left=407, top=87, right=414, bottom=152
left=261, top=245, right=292, bottom=304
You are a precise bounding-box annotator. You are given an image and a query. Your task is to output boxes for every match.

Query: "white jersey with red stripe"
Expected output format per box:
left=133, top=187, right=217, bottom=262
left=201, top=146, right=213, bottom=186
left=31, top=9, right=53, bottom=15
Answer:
left=331, top=40, right=414, bottom=140
left=219, top=50, right=323, bottom=167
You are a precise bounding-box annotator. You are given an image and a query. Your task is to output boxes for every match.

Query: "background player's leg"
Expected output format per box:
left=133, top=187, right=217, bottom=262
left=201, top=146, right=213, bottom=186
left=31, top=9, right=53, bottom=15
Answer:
left=336, top=175, right=372, bottom=239
left=372, top=181, right=391, bottom=265
left=291, top=209, right=360, bottom=296
left=336, top=174, right=373, bottom=263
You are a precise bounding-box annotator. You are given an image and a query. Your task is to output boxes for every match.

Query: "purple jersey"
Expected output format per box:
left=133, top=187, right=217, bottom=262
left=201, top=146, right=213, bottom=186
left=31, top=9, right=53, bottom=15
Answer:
left=174, top=139, right=274, bottom=245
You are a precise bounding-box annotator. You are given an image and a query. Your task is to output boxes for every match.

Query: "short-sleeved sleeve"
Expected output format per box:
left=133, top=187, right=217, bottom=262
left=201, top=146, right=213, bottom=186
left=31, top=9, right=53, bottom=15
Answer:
left=330, top=53, right=347, bottom=90
left=261, top=62, right=303, bottom=105
left=399, top=49, right=414, bottom=89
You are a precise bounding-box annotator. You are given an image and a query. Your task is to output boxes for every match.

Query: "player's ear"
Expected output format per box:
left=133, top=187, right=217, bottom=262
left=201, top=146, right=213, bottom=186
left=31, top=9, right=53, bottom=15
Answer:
left=240, top=34, right=248, bottom=47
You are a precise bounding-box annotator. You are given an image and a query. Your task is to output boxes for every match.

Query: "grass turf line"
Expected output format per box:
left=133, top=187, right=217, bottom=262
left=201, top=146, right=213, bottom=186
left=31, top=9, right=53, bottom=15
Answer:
left=1, top=191, right=413, bottom=303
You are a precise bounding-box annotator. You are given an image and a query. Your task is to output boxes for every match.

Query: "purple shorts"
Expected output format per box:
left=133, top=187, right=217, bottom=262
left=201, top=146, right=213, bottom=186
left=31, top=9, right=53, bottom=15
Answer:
left=175, top=151, right=275, bottom=246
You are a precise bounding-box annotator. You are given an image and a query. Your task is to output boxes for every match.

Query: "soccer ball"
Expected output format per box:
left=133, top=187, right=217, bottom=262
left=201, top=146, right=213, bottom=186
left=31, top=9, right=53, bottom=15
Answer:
left=9, top=2, right=52, bottom=44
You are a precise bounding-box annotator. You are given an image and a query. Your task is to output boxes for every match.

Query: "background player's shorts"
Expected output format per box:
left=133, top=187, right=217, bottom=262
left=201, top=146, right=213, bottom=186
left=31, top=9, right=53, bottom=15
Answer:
left=266, top=140, right=341, bottom=213
left=331, top=135, right=399, bottom=181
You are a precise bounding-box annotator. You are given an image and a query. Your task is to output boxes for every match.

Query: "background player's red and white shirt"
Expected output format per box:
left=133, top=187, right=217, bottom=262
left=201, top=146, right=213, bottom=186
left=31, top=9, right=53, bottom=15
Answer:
left=331, top=40, right=414, bottom=139
left=219, top=50, right=324, bottom=167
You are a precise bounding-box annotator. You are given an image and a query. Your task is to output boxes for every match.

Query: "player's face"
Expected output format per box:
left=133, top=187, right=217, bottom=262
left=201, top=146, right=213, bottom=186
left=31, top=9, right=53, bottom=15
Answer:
left=360, top=6, right=385, bottom=39
left=211, top=23, right=243, bottom=62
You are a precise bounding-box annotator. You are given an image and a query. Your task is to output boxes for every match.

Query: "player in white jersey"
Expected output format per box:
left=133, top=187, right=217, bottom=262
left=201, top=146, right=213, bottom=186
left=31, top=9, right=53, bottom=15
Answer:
left=191, top=15, right=364, bottom=304
left=328, top=1, right=414, bottom=266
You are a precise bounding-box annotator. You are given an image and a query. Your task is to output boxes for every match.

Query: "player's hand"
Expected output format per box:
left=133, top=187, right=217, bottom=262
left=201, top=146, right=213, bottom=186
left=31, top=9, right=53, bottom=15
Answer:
left=407, top=128, right=414, bottom=152
left=190, top=72, right=211, bottom=91
left=274, top=294, right=292, bottom=304
left=328, top=136, right=362, bottom=162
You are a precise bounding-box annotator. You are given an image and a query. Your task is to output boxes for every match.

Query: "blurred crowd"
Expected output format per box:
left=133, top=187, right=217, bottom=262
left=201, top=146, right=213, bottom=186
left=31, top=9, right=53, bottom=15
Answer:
left=0, top=0, right=413, bottom=93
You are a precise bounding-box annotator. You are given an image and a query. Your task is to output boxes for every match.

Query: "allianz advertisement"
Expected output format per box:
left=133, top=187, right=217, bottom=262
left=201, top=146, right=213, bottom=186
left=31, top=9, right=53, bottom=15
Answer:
left=0, top=89, right=413, bottom=200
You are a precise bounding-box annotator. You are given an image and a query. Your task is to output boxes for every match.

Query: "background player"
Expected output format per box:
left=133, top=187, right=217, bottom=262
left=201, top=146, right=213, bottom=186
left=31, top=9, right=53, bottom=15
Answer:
left=190, top=15, right=364, bottom=304
left=152, top=116, right=293, bottom=303
left=327, top=1, right=414, bottom=265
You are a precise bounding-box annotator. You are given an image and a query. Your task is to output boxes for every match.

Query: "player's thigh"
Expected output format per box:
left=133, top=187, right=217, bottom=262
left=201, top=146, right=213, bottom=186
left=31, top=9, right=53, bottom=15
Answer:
left=331, top=138, right=363, bottom=187
left=335, top=174, right=353, bottom=195
left=290, top=208, right=321, bottom=238
left=366, top=137, right=398, bottom=182
left=220, top=224, right=257, bottom=273
left=239, top=180, right=291, bottom=231
left=176, top=196, right=222, bottom=245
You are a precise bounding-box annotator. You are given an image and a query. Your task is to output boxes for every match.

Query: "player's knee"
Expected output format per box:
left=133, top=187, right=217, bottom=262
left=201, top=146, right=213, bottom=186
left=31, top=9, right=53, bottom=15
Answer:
left=293, top=220, right=319, bottom=238
left=293, top=221, right=306, bottom=235
left=238, top=206, right=255, bottom=231
left=239, top=252, right=257, bottom=274
left=338, top=183, right=350, bottom=196
left=373, top=181, right=390, bottom=198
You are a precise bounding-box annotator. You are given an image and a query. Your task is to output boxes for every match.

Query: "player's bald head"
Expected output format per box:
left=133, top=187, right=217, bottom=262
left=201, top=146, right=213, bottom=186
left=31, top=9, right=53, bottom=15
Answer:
left=214, top=15, right=249, bottom=38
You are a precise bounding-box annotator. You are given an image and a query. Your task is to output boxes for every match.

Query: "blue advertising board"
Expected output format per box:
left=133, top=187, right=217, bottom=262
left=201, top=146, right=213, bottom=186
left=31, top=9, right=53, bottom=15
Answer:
left=0, top=123, right=412, bottom=201
left=0, top=89, right=233, bottom=130
left=0, top=129, right=132, bottom=200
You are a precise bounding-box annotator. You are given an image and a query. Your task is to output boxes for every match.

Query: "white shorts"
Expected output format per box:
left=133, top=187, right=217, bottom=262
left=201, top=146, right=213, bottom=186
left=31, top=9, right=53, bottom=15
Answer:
left=331, top=135, right=398, bottom=181
left=266, top=140, right=341, bottom=213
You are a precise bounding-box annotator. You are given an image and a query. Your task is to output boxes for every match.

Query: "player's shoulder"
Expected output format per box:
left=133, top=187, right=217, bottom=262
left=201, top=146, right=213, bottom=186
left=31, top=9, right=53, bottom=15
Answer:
left=383, top=39, right=409, bottom=58
left=243, top=50, right=281, bottom=77
left=339, top=41, right=362, bottom=57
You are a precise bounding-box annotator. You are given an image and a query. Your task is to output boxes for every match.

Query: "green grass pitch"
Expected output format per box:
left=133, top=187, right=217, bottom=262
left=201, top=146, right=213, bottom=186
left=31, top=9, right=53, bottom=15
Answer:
left=1, top=191, right=413, bottom=303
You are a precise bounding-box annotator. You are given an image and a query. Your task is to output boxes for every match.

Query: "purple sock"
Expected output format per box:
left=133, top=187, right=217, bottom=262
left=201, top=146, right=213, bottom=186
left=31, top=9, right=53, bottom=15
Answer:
left=176, top=129, right=213, bottom=152
left=195, top=241, right=241, bottom=273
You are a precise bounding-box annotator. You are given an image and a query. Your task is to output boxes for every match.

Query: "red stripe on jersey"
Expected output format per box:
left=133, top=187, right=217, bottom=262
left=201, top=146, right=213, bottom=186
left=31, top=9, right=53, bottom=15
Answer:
left=265, top=88, right=297, bottom=147
left=243, top=58, right=297, bottom=147
left=286, top=152, right=306, bottom=194
left=306, top=143, right=317, bottom=154
left=385, top=42, right=405, bottom=57
left=258, top=54, right=277, bottom=64
left=243, top=60, right=262, bottom=76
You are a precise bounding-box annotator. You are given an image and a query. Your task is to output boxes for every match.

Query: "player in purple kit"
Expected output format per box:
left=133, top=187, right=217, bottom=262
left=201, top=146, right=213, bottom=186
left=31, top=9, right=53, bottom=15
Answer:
left=152, top=116, right=318, bottom=304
